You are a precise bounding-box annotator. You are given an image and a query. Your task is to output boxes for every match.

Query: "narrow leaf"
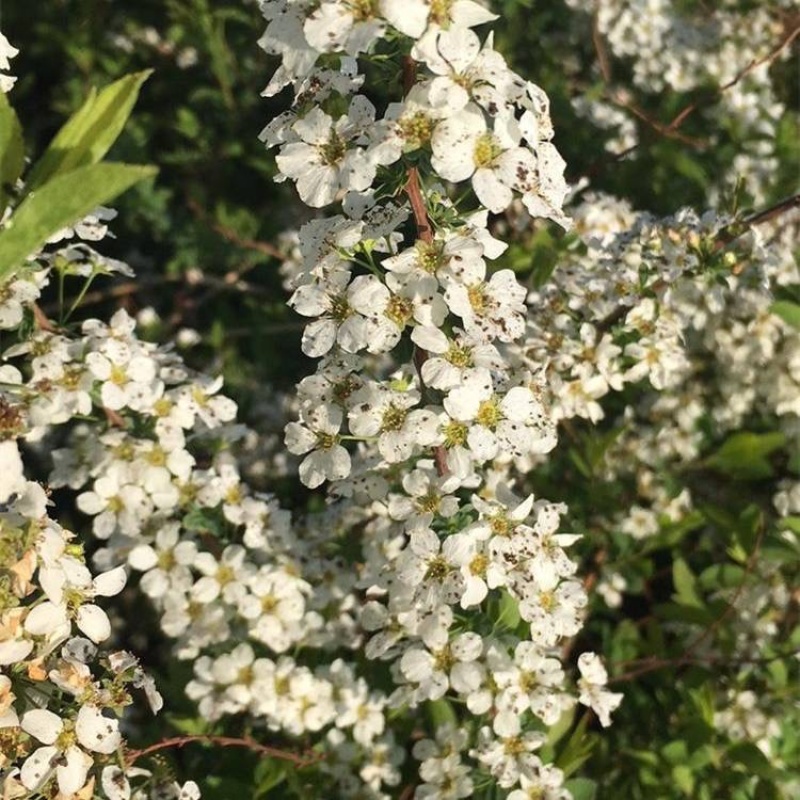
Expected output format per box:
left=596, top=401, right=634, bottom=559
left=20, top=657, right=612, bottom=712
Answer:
left=0, top=93, right=25, bottom=211
left=770, top=300, right=800, bottom=330
left=0, top=163, right=157, bottom=280
left=24, top=70, right=152, bottom=192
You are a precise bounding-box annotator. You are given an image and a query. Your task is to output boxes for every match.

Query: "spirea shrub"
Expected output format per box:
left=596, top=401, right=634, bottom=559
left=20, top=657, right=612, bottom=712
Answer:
left=0, top=2, right=798, bottom=799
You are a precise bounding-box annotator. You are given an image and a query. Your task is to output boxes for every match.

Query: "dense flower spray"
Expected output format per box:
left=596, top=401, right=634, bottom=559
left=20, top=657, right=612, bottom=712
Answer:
left=1, top=1, right=797, bottom=798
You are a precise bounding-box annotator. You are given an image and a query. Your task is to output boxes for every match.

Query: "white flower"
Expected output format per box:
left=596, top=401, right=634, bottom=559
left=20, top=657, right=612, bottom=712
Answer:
left=348, top=382, right=440, bottom=464
left=128, top=523, right=198, bottom=599
left=0, top=277, right=41, bottom=328
left=76, top=465, right=152, bottom=539
left=85, top=349, right=160, bottom=412
left=0, top=31, right=18, bottom=93
left=290, top=269, right=371, bottom=357
left=276, top=97, right=386, bottom=207
left=303, top=0, right=387, bottom=56
left=380, top=0, right=496, bottom=39
left=444, top=267, right=528, bottom=343
left=577, top=652, right=623, bottom=727
left=29, top=561, right=126, bottom=644
left=394, top=527, right=466, bottom=609
left=443, top=371, right=557, bottom=462
left=400, top=632, right=483, bottom=703
left=432, top=105, right=540, bottom=214
left=20, top=706, right=121, bottom=795
left=285, top=403, right=351, bottom=488
left=238, top=567, right=308, bottom=652
left=0, top=440, right=26, bottom=504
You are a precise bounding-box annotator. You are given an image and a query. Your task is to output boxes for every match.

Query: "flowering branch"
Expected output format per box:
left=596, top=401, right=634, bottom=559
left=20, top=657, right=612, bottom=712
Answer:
left=125, top=735, right=318, bottom=768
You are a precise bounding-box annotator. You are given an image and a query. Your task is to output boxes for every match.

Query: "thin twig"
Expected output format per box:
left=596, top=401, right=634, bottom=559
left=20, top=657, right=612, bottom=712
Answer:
left=595, top=193, right=800, bottom=333
left=714, top=193, right=800, bottom=250
left=186, top=196, right=286, bottom=262
left=581, top=19, right=800, bottom=179
left=402, top=55, right=448, bottom=478
left=610, top=518, right=767, bottom=684
left=125, top=734, right=318, bottom=769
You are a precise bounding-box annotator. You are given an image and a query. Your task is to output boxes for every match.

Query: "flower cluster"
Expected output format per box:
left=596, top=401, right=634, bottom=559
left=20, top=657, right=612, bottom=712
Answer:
left=5, top=0, right=796, bottom=797
left=0, top=437, right=198, bottom=798
left=258, top=0, right=622, bottom=795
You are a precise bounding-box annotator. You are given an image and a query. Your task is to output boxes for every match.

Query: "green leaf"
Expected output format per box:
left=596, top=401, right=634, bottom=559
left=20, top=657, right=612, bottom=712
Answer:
left=0, top=163, right=156, bottom=280
left=770, top=300, right=800, bottom=330
left=0, top=93, right=25, bottom=212
left=165, top=715, right=212, bottom=735
left=426, top=699, right=457, bottom=730
left=672, top=558, right=703, bottom=608
left=182, top=506, right=225, bottom=537
left=672, top=764, right=694, bottom=795
left=698, top=563, right=745, bottom=591
left=564, top=777, right=597, bottom=800
left=496, top=589, right=521, bottom=631
left=556, top=714, right=595, bottom=777
left=24, top=70, right=152, bottom=192
left=254, top=760, right=287, bottom=798
left=727, top=742, right=780, bottom=779
left=662, top=740, right=689, bottom=764
left=779, top=516, right=800, bottom=535
left=705, top=431, right=786, bottom=480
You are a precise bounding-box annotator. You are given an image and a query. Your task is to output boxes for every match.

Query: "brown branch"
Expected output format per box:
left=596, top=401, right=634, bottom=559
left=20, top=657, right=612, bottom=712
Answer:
left=402, top=55, right=448, bottom=478
left=610, top=648, right=800, bottom=685
left=714, top=193, right=800, bottom=250
left=32, top=302, right=57, bottom=333
left=582, top=19, right=800, bottom=179
left=664, top=19, right=800, bottom=138
left=610, top=518, right=767, bottom=685
left=125, top=734, right=318, bottom=769
left=590, top=13, right=704, bottom=149
left=591, top=14, right=612, bottom=84
left=595, top=192, right=799, bottom=334
left=186, top=196, right=286, bottom=262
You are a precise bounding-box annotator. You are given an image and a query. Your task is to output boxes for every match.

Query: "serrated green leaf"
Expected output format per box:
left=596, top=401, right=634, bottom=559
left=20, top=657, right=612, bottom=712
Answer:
left=24, top=71, right=152, bottom=193
left=770, top=300, right=800, bottom=330
left=0, top=93, right=25, bottom=212
left=672, top=558, right=703, bottom=608
left=0, top=163, right=157, bottom=280
left=705, top=431, right=786, bottom=480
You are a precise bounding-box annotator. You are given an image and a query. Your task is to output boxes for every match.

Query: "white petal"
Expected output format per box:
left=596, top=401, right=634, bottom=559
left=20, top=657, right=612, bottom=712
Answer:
left=57, top=745, right=93, bottom=795
left=21, top=745, right=58, bottom=790
left=24, top=601, right=69, bottom=636
left=93, top=566, right=127, bottom=597
left=21, top=709, right=62, bottom=744
left=76, top=705, right=122, bottom=754
left=76, top=604, right=112, bottom=643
